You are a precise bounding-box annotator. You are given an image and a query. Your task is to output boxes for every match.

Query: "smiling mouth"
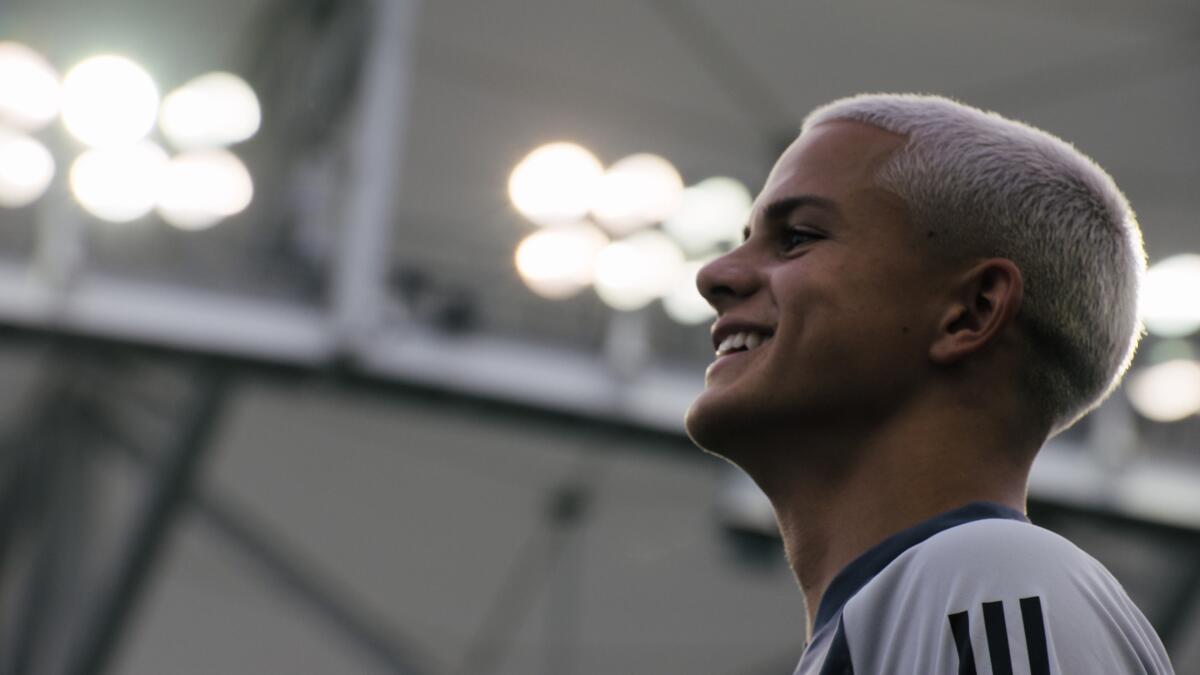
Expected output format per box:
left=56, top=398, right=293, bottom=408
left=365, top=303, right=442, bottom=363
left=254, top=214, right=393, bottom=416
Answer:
left=715, top=330, right=773, bottom=357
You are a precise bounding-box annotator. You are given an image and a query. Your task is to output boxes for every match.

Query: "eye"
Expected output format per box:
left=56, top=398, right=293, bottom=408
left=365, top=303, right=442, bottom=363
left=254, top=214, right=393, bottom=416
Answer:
left=781, top=227, right=823, bottom=252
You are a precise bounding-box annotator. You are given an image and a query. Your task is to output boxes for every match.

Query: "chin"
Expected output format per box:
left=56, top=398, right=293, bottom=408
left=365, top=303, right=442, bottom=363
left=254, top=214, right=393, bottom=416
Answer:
left=684, top=390, right=755, bottom=461
left=683, top=402, right=719, bottom=454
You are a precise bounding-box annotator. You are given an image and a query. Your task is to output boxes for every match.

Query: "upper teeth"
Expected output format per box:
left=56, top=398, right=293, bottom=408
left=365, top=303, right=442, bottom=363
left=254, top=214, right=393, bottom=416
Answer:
left=717, top=331, right=770, bottom=355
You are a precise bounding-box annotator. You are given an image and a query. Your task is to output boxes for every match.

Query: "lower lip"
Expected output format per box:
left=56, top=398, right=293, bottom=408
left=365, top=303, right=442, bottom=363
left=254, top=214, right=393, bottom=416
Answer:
left=705, top=347, right=757, bottom=379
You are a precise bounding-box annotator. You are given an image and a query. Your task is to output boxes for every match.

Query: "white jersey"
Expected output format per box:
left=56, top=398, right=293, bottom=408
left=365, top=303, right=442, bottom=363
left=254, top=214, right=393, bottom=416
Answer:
left=794, top=502, right=1174, bottom=675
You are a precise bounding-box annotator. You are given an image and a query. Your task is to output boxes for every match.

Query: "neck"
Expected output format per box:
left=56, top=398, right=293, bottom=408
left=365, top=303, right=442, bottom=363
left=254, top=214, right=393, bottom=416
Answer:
left=740, top=411, right=1035, bottom=640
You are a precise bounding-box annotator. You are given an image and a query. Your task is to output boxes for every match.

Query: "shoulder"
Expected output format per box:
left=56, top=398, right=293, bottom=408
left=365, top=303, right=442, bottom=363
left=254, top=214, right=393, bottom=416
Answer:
left=838, top=518, right=1174, bottom=674
left=901, top=516, right=1103, bottom=586
left=847, top=517, right=1111, bottom=615
left=841, top=518, right=1105, bottom=635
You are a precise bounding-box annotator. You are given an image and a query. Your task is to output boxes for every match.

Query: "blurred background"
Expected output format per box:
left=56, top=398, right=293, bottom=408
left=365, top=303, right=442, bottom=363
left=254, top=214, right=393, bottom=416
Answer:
left=0, top=0, right=1199, bottom=673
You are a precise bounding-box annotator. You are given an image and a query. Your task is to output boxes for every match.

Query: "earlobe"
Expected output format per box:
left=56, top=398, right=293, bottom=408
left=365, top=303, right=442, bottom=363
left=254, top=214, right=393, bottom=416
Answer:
left=930, top=259, right=1023, bottom=365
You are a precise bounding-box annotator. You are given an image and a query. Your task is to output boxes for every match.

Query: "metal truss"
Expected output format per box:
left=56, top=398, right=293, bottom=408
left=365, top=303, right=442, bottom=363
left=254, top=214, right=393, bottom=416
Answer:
left=0, top=342, right=431, bottom=674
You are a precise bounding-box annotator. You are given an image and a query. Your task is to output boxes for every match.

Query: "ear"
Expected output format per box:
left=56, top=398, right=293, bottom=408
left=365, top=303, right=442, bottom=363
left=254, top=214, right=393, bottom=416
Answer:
left=930, top=258, right=1024, bottom=365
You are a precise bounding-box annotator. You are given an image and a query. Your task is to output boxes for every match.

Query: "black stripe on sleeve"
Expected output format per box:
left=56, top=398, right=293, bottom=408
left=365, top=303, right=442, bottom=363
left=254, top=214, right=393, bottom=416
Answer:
left=947, top=611, right=977, bottom=675
left=982, top=601, right=1013, bottom=675
left=1020, top=596, right=1051, bottom=675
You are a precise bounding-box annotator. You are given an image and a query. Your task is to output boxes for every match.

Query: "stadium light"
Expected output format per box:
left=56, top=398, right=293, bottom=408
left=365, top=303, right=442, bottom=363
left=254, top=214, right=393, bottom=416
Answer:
left=1125, top=359, right=1200, bottom=423
left=69, top=141, right=168, bottom=222
left=514, top=223, right=609, bottom=299
left=507, top=143, right=743, bottom=325
left=594, top=230, right=685, bottom=311
left=0, top=44, right=258, bottom=229
left=508, top=142, right=603, bottom=227
left=159, top=72, right=261, bottom=150
left=590, top=153, right=683, bottom=236
left=1141, top=254, right=1200, bottom=338
left=662, top=259, right=715, bottom=325
left=61, top=55, right=159, bottom=148
left=662, top=176, right=752, bottom=255
left=157, top=149, right=254, bottom=230
left=0, top=130, right=55, bottom=208
left=0, top=42, right=61, bottom=131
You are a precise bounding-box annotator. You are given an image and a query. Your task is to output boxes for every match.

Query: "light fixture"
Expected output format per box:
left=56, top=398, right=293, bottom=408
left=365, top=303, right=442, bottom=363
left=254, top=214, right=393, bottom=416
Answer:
left=507, top=142, right=745, bottom=326
left=590, top=153, right=683, bottom=236
left=514, top=223, right=609, bottom=299
left=156, top=149, right=254, bottom=230
left=0, top=129, right=55, bottom=207
left=69, top=141, right=168, bottom=222
left=1141, top=254, right=1200, bottom=338
left=508, top=142, right=603, bottom=227
left=159, top=72, right=261, bottom=150
left=1125, top=359, right=1200, bottom=423
left=61, top=54, right=159, bottom=148
left=0, top=42, right=60, bottom=131
left=662, top=176, right=752, bottom=255
left=661, top=259, right=715, bottom=325
left=593, top=230, right=685, bottom=311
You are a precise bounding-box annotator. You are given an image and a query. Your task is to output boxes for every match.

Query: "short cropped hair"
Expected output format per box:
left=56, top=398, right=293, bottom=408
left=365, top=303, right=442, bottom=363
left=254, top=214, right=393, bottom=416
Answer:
left=802, top=93, right=1145, bottom=435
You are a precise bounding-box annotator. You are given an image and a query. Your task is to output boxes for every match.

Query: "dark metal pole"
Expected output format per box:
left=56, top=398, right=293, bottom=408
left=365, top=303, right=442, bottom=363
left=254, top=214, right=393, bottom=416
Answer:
left=83, top=393, right=430, bottom=675
left=0, top=363, right=88, bottom=674
left=64, top=366, right=230, bottom=675
left=6, top=429, right=81, bottom=675
left=0, top=366, right=83, bottom=585
left=456, top=469, right=598, bottom=675
left=191, top=480, right=431, bottom=674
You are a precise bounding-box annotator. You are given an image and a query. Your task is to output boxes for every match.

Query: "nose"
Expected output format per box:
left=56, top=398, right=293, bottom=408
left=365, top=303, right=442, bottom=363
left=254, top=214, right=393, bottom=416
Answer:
left=697, top=246, right=759, bottom=313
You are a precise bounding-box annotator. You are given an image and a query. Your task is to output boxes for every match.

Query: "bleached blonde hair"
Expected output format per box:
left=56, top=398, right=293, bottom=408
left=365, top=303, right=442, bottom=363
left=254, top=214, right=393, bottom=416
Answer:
left=803, top=93, right=1145, bottom=435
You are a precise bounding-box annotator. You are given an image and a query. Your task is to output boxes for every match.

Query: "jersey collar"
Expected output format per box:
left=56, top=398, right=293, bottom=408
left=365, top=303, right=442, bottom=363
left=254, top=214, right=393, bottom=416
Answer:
left=812, top=501, right=1029, bottom=633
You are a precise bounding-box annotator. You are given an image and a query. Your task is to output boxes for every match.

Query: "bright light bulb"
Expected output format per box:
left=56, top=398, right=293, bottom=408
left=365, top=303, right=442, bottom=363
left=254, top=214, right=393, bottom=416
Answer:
left=0, top=42, right=60, bottom=131
left=662, top=259, right=715, bottom=325
left=0, top=129, right=55, bottom=207
left=157, top=149, right=254, bottom=230
left=591, top=153, right=684, bottom=235
left=159, top=72, right=261, bottom=150
left=1126, top=359, right=1200, bottom=422
left=1142, top=254, right=1200, bottom=338
left=61, top=55, right=159, bottom=147
left=662, top=177, right=752, bottom=255
left=594, top=230, right=685, bottom=311
left=514, top=223, right=609, bottom=299
left=69, top=141, right=168, bottom=222
left=508, top=142, right=603, bottom=227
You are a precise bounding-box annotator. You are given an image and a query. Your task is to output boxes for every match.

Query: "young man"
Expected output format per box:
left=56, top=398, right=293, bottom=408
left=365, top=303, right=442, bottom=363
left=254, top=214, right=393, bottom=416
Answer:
left=686, top=94, right=1174, bottom=674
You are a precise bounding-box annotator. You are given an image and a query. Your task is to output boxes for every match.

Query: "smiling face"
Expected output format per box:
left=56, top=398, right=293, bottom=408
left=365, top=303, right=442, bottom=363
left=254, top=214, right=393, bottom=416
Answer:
left=685, top=120, right=954, bottom=459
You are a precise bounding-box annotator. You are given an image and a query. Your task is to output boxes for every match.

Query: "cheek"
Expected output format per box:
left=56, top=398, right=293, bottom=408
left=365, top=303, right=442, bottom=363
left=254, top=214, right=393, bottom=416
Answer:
left=824, top=254, right=927, bottom=329
left=774, top=269, right=924, bottom=377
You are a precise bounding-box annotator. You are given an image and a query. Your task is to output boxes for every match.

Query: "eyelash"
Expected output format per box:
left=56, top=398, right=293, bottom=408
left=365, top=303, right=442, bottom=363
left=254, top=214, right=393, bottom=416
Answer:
left=781, top=227, right=822, bottom=251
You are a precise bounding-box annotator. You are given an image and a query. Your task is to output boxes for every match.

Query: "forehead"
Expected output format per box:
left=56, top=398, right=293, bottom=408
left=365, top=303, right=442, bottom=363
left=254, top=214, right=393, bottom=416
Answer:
left=756, top=120, right=908, bottom=218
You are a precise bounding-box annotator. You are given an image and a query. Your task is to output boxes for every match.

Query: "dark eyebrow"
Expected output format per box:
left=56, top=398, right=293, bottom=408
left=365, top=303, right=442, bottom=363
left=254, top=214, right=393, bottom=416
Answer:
left=764, top=194, right=839, bottom=222
left=743, top=194, right=840, bottom=241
